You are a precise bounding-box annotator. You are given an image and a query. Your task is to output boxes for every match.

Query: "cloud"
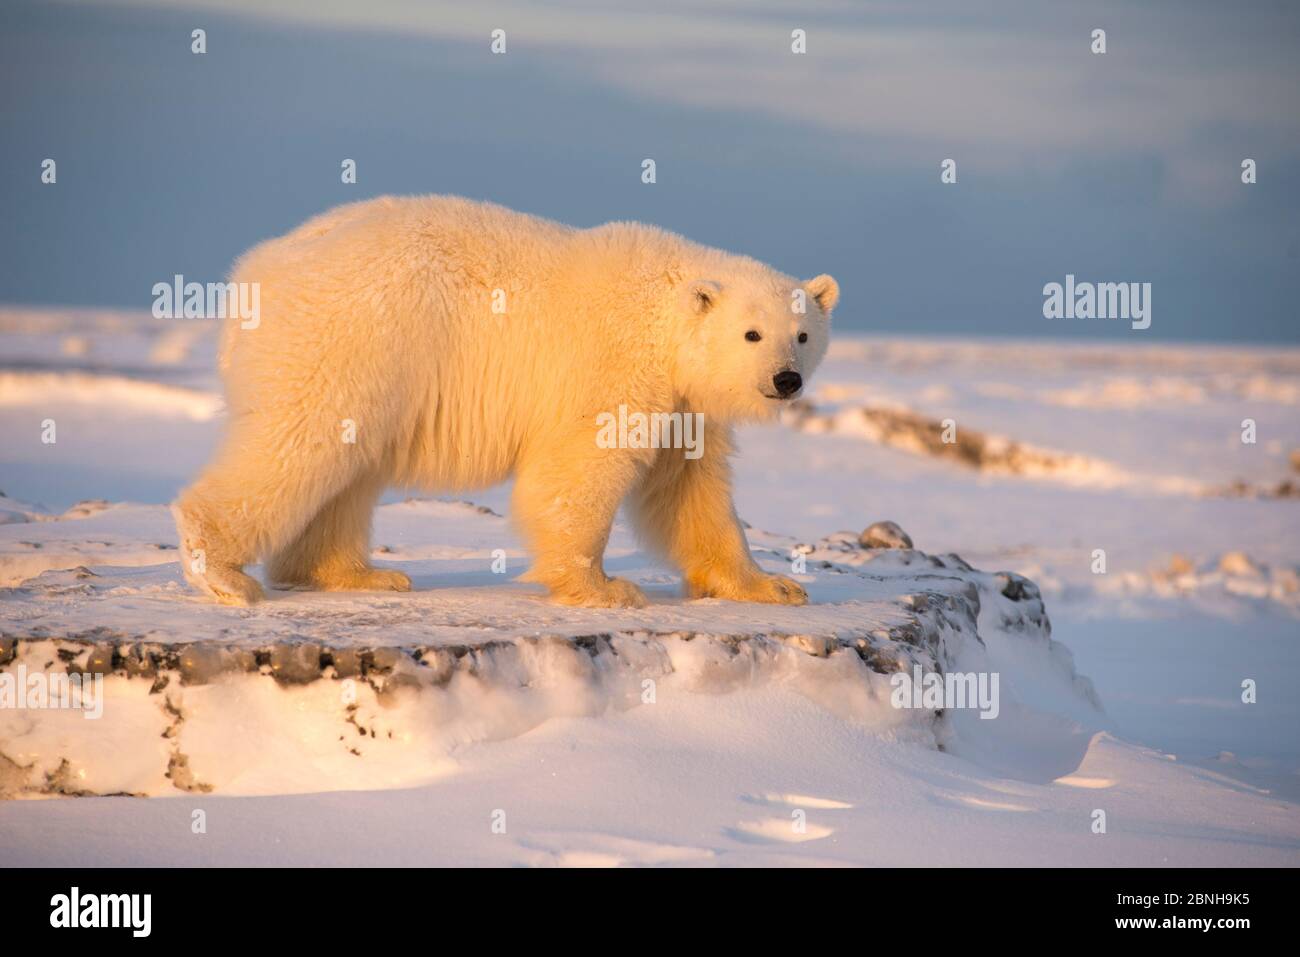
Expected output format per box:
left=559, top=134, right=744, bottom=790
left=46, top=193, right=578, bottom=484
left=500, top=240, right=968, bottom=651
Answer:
left=79, top=0, right=1300, bottom=178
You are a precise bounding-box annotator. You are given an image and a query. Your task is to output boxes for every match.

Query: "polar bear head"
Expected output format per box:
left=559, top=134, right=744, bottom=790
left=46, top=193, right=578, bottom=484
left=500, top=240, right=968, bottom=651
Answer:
left=673, top=264, right=838, bottom=422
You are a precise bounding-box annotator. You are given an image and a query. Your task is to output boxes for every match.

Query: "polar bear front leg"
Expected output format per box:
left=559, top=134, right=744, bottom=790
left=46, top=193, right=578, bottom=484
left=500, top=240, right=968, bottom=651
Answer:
left=630, top=430, right=808, bottom=606
left=513, top=445, right=647, bottom=609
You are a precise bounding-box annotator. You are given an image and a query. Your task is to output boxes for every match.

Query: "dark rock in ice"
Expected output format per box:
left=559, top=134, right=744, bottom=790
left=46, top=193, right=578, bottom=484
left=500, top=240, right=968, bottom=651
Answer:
left=268, top=643, right=324, bottom=685
left=995, top=572, right=1042, bottom=607
left=859, top=521, right=914, bottom=550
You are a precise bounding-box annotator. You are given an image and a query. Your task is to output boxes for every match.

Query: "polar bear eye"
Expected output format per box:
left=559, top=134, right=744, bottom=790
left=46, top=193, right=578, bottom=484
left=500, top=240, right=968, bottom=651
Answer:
left=798, top=332, right=808, bottom=343
left=745, top=330, right=762, bottom=342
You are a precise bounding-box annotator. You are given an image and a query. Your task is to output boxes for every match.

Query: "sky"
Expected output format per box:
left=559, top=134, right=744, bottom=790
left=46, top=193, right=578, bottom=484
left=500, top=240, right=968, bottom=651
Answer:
left=1, top=0, right=1298, bottom=342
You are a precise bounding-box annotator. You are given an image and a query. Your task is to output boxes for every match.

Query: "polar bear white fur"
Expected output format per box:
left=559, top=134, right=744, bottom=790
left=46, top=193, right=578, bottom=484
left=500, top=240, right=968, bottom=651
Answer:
left=173, top=195, right=838, bottom=608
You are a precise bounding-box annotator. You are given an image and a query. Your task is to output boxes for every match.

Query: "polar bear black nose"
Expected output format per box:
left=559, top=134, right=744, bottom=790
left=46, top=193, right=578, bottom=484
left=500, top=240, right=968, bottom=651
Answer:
left=773, top=370, right=802, bottom=397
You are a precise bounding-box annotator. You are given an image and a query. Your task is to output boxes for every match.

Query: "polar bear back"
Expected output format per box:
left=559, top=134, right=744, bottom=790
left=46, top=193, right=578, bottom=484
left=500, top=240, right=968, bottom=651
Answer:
left=214, top=195, right=689, bottom=491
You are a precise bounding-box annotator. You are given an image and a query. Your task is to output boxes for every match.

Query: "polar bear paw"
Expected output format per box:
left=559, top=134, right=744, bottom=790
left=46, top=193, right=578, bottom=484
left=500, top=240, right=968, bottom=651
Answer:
left=551, top=575, right=648, bottom=609
left=196, top=564, right=266, bottom=607
left=746, top=573, right=809, bottom=605
left=689, top=570, right=808, bottom=605
left=311, top=567, right=412, bottom=593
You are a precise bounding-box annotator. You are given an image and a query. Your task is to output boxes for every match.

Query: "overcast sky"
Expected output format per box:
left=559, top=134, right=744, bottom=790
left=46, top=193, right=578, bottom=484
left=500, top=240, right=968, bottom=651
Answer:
left=2, top=0, right=1298, bottom=341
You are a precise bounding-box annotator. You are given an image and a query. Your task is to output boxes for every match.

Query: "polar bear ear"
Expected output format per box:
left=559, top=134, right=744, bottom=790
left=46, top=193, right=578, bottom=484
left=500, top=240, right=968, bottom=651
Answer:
left=806, top=274, right=840, bottom=314
left=685, top=279, right=722, bottom=315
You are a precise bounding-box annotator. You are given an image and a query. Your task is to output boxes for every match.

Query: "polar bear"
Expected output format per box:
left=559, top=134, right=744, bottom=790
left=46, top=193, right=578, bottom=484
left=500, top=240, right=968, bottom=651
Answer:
left=173, top=196, right=838, bottom=608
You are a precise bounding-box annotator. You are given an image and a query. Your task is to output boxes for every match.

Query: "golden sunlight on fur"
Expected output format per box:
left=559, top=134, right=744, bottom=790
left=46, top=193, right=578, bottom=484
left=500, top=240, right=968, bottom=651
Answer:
left=172, top=195, right=838, bottom=607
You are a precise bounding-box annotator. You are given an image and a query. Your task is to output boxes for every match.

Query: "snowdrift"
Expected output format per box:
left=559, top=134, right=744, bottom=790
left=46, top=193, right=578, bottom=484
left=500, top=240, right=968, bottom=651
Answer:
left=0, top=499, right=1100, bottom=797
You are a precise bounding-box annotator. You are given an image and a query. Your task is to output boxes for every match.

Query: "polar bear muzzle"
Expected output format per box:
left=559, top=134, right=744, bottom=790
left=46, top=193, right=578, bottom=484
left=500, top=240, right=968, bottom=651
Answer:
left=772, top=370, right=803, bottom=399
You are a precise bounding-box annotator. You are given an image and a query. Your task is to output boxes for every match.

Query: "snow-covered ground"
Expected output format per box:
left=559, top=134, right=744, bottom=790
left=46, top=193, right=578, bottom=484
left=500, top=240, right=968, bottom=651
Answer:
left=1, top=307, right=1297, bottom=866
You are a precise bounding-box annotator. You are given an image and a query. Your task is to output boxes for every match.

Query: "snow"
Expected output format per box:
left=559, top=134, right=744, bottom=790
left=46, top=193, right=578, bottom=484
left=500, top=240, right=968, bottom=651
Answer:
left=2, top=708, right=1293, bottom=867
left=1, top=306, right=1298, bottom=866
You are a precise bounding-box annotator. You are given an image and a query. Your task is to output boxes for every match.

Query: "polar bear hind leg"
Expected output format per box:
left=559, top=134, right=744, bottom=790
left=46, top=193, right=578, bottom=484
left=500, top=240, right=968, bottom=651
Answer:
left=172, top=414, right=379, bottom=605
left=266, top=472, right=409, bottom=592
